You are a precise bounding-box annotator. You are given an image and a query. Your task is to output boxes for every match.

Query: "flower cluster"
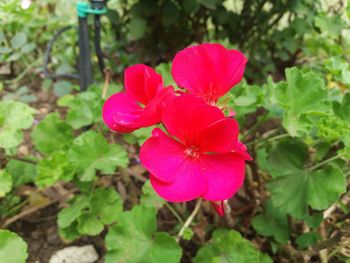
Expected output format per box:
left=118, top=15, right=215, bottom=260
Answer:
left=102, top=43, right=251, bottom=216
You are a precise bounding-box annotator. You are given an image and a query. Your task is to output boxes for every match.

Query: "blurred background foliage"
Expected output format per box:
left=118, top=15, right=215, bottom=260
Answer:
left=1, top=0, right=350, bottom=262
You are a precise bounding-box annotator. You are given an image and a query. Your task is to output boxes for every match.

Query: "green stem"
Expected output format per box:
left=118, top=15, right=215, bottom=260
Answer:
left=176, top=198, right=202, bottom=242
left=241, top=112, right=268, bottom=141
left=309, top=154, right=342, bottom=171
left=164, top=202, right=184, bottom=225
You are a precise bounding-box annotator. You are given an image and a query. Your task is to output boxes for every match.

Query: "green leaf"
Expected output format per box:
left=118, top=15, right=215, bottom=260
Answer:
left=156, top=63, right=177, bottom=87
left=296, top=232, right=321, bottom=249
left=267, top=140, right=346, bottom=218
left=267, top=139, right=308, bottom=178
left=68, top=131, right=128, bottom=181
left=32, top=113, right=74, bottom=155
left=58, top=188, right=122, bottom=239
left=315, top=14, right=346, bottom=37
left=314, top=114, right=350, bottom=142
left=0, top=170, right=12, bottom=197
left=5, top=160, right=36, bottom=186
left=252, top=200, right=290, bottom=243
left=53, top=81, right=73, bottom=97
left=77, top=212, right=104, bottom=236
left=194, top=228, right=272, bottom=263
left=307, top=165, right=346, bottom=210
left=10, top=32, right=27, bottom=49
left=90, top=188, right=122, bottom=224
left=105, top=205, right=182, bottom=263
left=198, top=0, right=220, bottom=9
left=123, top=126, right=153, bottom=146
left=275, top=68, right=329, bottom=137
left=36, top=151, right=75, bottom=188
left=128, top=17, right=147, bottom=40
left=140, top=181, right=165, bottom=209
left=62, top=87, right=102, bottom=129
left=0, top=100, right=35, bottom=148
left=0, top=230, right=28, bottom=263
left=58, top=195, right=90, bottom=229
left=334, top=93, right=350, bottom=123
left=20, top=42, right=35, bottom=53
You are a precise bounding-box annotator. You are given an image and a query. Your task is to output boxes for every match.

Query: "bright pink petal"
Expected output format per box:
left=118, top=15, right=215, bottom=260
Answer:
left=102, top=90, right=167, bottom=133
left=197, top=118, right=239, bottom=153
left=234, top=140, right=252, bottom=161
left=210, top=201, right=225, bottom=217
left=140, top=128, right=188, bottom=183
left=124, top=64, right=163, bottom=105
left=102, top=92, right=142, bottom=133
left=200, top=153, right=245, bottom=201
left=172, top=43, right=247, bottom=103
left=150, top=161, right=207, bottom=202
left=162, top=94, right=225, bottom=146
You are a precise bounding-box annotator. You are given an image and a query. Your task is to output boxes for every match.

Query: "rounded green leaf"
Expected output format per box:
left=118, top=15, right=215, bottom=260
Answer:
left=32, top=113, right=74, bottom=155
left=0, top=230, right=28, bottom=263
left=0, top=170, right=12, bottom=197
left=105, top=205, right=182, bottom=263
left=194, top=228, right=272, bottom=263
left=0, top=100, right=35, bottom=148
left=68, top=131, right=129, bottom=181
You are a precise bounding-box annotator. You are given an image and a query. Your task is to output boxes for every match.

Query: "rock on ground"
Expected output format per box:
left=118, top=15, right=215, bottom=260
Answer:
left=49, top=245, right=99, bottom=263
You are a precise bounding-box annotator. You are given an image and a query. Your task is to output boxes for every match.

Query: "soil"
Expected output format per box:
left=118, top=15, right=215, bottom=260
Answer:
left=9, top=204, right=105, bottom=263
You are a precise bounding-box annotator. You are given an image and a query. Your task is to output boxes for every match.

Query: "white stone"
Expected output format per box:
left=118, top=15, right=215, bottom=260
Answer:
left=49, top=245, right=99, bottom=263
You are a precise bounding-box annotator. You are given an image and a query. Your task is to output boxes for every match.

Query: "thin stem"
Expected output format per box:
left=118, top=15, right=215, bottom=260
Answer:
left=164, top=202, right=184, bottom=225
left=176, top=198, right=202, bottom=242
left=309, top=154, right=342, bottom=171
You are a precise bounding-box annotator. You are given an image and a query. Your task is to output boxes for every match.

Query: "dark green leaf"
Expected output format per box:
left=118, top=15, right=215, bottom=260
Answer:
left=194, top=228, right=272, bottom=263
left=252, top=200, right=290, bottom=243
left=105, top=205, right=182, bottom=263
left=5, top=160, right=36, bottom=186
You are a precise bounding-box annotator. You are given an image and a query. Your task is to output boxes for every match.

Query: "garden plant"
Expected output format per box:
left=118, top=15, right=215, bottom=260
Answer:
left=0, top=0, right=350, bottom=262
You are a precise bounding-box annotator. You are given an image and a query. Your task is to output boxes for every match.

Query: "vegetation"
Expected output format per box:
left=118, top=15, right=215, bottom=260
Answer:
left=0, top=0, right=350, bottom=262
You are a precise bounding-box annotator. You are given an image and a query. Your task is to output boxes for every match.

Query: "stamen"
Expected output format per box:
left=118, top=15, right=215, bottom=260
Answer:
left=184, top=145, right=200, bottom=159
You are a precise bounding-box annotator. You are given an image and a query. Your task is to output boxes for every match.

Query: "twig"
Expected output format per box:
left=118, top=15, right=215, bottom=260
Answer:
left=176, top=199, right=202, bottom=242
left=2, top=188, right=78, bottom=228
left=165, top=202, right=184, bottom=225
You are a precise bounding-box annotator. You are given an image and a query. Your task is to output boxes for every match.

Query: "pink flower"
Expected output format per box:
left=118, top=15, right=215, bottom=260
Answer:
left=140, top=94, right=250, bottom=202
left=172, top=43, right=247, bottom=104
left=102, top=64, right=174, bottom=133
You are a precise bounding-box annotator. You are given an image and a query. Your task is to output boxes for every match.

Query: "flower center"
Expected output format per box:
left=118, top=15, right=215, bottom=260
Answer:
left=184, top=145, right=200, bottom=159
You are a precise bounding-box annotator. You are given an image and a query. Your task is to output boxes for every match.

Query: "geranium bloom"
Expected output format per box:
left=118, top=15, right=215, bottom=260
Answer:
left=102, top=64, right=174, bottom=133
left=140, top=95, right=251, bottom=202
left=172, top=43, right=247, bottom=104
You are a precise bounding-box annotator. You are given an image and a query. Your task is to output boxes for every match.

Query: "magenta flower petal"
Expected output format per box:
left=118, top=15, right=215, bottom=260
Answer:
left=150, top=164, right=207, bottom=202
left=102, top=92, right=143, bottom=133
left=140, top=128, right=188, bottom=183
left=172, top=43, right=247, bottom=103
left=125, top=64, right=163, bottom=105
left=162, top=94, right=228, bottom=146
left=200, top=153, right=245, bottom=201
left=197, top=118, right=239, bottom=153
left=102, top=64, right=175, bottom=133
